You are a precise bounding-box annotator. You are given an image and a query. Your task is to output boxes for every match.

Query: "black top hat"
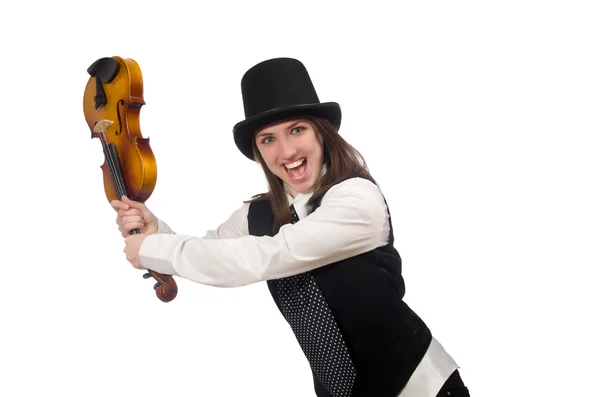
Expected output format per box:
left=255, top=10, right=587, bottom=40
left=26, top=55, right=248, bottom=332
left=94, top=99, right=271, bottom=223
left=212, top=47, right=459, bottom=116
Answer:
left=233, top=57, right=342, bottom=161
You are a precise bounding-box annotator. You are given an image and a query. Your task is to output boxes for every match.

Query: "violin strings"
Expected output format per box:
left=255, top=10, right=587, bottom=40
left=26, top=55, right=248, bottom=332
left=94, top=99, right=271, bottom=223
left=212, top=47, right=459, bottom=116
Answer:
left=98, top=132, right=118, bottom=193
left=98, top=130, right=140, bottom=237
left=99, top=131, right=127, bottom=199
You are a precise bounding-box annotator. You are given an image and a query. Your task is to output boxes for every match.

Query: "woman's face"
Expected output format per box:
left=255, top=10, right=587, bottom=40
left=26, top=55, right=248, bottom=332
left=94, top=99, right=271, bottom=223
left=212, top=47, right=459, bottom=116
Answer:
left=255, top=118, right=324, bottom=197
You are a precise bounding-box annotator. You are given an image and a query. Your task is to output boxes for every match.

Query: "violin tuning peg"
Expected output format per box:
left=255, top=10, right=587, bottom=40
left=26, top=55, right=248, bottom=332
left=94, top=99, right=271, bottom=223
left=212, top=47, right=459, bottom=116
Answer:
left=154, top=282, right=160, bottom=290
left=143, top=272, right=152, bottom=279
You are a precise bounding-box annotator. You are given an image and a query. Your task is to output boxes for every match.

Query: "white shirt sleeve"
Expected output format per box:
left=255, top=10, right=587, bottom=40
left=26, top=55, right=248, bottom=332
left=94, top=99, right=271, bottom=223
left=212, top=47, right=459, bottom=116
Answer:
left=138, top=177, right=390, bottom=287
left=156, top=219, right=176, bottom=234
left=155, top=202, right=250, bottom=239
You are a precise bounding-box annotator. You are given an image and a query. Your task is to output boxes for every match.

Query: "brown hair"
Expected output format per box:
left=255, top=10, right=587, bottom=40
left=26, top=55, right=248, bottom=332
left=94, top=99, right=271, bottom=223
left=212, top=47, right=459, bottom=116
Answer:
left=244, top=115, right=376, bottom=233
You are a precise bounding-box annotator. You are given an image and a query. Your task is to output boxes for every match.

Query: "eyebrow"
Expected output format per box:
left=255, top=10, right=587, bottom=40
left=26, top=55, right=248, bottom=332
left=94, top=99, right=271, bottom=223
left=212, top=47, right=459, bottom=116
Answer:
left=256, top=120, right=304, bottom=140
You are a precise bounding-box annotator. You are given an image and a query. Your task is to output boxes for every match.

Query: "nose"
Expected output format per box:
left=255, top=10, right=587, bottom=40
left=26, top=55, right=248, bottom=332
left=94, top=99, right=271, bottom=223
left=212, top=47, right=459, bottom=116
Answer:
left=279, top=137, right=298, bottom=160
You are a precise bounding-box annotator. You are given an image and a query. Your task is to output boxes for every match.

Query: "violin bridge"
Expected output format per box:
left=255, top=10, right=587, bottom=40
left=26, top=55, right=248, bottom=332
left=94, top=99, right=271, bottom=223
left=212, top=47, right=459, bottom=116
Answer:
left=93, top=119, right=114, bottom=136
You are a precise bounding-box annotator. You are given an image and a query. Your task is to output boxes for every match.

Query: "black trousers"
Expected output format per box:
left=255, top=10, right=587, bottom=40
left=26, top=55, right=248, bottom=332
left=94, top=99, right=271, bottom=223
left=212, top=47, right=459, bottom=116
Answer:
left=435, top=370, right=470, bottom=396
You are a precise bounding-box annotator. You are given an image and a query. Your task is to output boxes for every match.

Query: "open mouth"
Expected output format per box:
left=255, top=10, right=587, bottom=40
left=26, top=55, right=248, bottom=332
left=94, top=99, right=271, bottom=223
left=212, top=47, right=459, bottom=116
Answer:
left=283, top=158, right=307, bottom=181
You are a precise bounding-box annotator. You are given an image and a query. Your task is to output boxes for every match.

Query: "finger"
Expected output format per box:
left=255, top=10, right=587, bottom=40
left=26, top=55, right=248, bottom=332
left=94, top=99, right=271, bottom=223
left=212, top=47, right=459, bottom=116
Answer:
left=120, top=214, right=144, bottom=224
left=116, top=210, right=142, bottom=226
left=123, top=221, right=145, bottom=232
left=111, top=200, right=129, bottom=211
left=121, top=220, right=144, bottom=230
left=120, top=217, right=144, bottom=230
left=120, top=208, right=142, bottom=217
left=119, top=217, right=143, bottom=231
left=121, top=196, right=145, bottom=210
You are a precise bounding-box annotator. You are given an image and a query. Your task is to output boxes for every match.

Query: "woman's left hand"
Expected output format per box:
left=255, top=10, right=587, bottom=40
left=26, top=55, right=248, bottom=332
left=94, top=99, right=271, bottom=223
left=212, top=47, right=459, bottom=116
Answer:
left=123, top=234, right=148, bottom=269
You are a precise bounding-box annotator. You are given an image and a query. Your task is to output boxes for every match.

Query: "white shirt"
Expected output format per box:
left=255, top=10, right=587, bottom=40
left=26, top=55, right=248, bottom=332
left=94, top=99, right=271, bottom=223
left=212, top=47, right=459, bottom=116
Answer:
left=139, top=177, right=390, bottom=287
left=139, top=176, right=458, bottom=397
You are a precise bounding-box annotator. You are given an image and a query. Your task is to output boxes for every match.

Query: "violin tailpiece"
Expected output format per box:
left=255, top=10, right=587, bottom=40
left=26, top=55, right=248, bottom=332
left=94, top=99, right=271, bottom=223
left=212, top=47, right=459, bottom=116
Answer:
left=94, top=78, right=107, bottom=109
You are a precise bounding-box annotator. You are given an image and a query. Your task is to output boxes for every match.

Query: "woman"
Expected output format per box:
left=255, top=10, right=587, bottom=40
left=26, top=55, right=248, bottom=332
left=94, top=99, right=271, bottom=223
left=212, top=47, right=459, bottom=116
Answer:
left=112, top=58, right=470, bottom=397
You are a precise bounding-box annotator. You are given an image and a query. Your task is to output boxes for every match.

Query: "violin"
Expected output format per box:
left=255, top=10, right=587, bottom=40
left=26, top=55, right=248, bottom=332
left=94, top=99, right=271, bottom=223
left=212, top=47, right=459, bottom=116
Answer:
left=82, top=56, right=178, bottom=303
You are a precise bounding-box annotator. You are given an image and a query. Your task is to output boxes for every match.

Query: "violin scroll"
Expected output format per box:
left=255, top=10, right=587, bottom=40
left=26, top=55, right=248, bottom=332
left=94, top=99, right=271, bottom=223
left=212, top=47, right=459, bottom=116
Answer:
left=144, top=270, right=179, bottom=302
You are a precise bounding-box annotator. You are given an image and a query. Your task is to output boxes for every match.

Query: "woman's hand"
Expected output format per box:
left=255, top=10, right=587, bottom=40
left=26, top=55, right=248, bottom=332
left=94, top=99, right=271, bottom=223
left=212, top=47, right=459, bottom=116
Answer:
left=110, top=196, right=159, bottom=237
left=123, top=233, right=148, bottom=269
left=110, top=196, right=158, bottom=269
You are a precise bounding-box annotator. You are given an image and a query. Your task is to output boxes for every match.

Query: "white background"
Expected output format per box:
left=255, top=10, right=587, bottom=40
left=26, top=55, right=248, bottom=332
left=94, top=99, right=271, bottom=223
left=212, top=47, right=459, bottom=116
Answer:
left=1, top=1, right=599, bottom=396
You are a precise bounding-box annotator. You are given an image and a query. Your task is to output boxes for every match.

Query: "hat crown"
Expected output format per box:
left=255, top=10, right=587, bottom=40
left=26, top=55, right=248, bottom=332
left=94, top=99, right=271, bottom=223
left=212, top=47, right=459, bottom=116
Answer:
left=241, top=58, right=320, bottom=118
left=232, top=57, right=341, bottom=161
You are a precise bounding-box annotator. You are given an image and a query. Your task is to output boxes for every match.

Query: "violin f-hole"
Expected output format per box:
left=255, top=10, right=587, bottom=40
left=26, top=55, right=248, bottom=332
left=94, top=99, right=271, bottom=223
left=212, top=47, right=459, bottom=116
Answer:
left=116, top=100, right=124, bottom=136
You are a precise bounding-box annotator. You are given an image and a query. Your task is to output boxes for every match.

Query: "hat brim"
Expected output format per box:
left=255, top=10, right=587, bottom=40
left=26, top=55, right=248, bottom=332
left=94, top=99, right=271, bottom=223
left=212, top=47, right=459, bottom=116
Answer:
left=233, top=102, right=341, bottom=161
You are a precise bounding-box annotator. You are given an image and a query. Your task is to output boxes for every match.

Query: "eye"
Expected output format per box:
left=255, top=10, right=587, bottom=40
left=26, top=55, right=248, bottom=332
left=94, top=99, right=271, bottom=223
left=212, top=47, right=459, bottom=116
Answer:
left=261, top=136, right=274, bottom=144
left=291, top=126, right=305, bottom=134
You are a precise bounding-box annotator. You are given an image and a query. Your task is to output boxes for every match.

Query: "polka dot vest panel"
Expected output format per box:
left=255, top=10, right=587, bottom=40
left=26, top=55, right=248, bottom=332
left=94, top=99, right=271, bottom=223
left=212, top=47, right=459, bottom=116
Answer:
left=247, top=176, right=432, bottom=397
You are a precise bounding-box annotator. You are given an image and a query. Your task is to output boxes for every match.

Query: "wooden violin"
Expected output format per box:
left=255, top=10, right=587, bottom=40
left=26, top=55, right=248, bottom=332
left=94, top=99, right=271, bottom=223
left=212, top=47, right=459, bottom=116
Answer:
left=83, top=56, right=178, bottom=302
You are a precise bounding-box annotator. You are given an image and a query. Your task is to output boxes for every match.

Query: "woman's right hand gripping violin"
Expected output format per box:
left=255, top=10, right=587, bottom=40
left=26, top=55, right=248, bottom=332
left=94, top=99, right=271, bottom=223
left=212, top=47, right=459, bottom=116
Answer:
left=111, top=196, right=160, bottom=238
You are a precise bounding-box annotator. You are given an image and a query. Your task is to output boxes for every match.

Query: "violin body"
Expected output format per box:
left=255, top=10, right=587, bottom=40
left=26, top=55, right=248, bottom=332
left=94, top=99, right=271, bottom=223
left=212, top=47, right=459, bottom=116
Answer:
left=83, top=56, right=177, bottom=303
left=83, top=56, right=157, bottom=204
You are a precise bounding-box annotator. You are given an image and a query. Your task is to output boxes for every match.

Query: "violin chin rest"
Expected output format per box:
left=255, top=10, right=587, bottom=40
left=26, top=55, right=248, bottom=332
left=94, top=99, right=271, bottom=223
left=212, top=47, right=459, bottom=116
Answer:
left=87, top=57, right=120, bottom=84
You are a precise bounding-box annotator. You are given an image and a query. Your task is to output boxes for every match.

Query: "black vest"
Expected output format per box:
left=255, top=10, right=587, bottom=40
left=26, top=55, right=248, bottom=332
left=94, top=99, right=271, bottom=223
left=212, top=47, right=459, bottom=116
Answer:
left=247, top=177, right=432, bottom=397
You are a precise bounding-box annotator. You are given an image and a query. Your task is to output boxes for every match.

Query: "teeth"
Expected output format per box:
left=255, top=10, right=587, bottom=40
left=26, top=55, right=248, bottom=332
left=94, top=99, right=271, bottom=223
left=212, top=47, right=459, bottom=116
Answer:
left=285, top=159, right=305, bottom=169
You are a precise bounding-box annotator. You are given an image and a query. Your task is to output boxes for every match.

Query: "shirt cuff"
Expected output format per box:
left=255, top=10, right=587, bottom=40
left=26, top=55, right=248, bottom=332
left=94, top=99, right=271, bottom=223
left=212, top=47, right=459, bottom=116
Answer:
left=157, top=219, right=175, bottom=234
left=138, top=233, right=181, bottom=275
